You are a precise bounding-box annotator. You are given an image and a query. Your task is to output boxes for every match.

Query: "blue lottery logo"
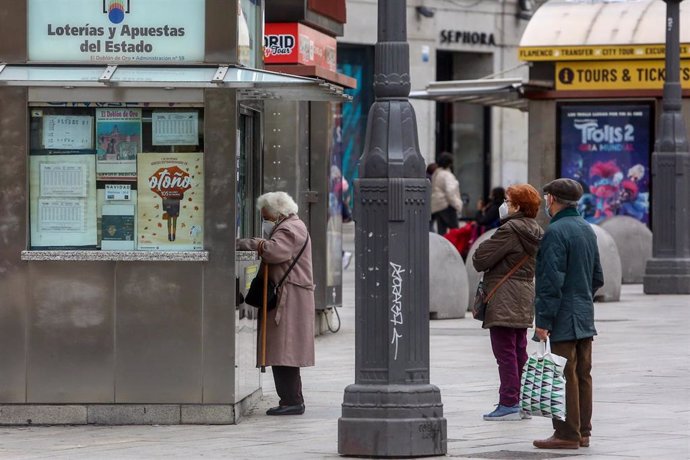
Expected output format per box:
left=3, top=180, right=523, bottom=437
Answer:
left=104, top=1, right=129, bottom=24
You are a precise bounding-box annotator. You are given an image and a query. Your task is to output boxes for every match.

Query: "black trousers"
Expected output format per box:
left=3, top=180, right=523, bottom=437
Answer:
left=272, top=366, right=304, bottom=406
left=432, top=206, right=459, bottom=235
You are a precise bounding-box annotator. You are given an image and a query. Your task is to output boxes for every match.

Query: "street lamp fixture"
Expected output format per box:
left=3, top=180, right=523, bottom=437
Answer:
left=337, top=0, right=447, bottom=457
left=415, top=6, right=435, bottom=18
left=643, top=0, right=690, bottom=294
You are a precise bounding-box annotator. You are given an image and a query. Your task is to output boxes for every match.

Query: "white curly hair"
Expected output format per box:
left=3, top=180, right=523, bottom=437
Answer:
left=257, top=191, right=299, bottom=218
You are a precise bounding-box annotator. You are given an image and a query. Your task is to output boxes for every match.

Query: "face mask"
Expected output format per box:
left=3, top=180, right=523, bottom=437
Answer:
left=544, top=196, right=552, bottom=218
left=499, top=202, right=510, bottom=220
left=261, top=219, right=275, bottom=239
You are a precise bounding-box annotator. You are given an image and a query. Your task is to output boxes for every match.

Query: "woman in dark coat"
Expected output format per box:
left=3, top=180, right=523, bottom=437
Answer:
left=475, top=187, right=506, bottom=233
left=472, top=184, right=544, bottom=421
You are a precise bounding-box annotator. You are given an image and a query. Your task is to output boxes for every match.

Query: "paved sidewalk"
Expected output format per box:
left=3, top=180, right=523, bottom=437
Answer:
left=1, top=228, right=689, bottom=459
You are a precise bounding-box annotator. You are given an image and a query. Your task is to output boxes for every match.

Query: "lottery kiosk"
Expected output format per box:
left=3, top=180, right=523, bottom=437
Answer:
left=0, top=0, right=344, bottom=424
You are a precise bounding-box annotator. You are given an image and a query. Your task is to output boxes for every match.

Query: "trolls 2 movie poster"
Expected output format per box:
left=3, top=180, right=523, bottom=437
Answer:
left=559, top=104, right=652, bottom=225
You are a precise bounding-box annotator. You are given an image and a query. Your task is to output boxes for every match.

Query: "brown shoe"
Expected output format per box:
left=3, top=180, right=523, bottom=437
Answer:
left=580, top=436, right=590, bottom=447
left=533, top=435, right=580, bottom=449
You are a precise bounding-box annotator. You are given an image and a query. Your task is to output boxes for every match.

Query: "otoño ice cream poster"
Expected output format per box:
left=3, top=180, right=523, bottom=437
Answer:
left=559, top=104, right=652, bottom=225
left=137, top=152, right=204, bottom=250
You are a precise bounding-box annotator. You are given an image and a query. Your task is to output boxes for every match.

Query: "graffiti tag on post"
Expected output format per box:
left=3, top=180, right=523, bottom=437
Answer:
left=390, top=262, right=405, bottom=360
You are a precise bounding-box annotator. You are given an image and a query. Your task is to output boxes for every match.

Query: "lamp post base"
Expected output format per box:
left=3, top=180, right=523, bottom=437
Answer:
left=643, top=258, right=690, bottom=294
left=338, top=384, right=447, bottom=457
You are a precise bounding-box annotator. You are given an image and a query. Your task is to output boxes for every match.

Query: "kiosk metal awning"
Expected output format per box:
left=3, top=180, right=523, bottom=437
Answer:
left=410, top=78, right=527, bottom=111
left=0, top=64, right=349, bottom=101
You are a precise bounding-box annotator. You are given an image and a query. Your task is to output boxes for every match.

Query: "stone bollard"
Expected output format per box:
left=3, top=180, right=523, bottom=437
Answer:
left=590, top=224, right=622, bottom=302
left=600, top=216, right=652, bottom=284
left=465, top=229, right=497, bottom=311
left=429, top=232, right=469, bottom=319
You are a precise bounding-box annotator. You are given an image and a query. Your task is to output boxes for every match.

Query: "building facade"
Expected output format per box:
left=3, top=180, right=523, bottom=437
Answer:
left=520, top=0, right=690, bottom=229
left=338, top=0, right=533, bottom=214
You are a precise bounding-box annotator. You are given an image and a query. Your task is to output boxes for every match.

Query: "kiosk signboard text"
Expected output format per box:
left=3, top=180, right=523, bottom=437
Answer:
left=28, top=0, right=205, bottom=63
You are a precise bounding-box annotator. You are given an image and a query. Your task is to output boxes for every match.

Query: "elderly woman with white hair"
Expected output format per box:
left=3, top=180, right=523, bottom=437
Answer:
left=236, top=191, right=315, bottom=416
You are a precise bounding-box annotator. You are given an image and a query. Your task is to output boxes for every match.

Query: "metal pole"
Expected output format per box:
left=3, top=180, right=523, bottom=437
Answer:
left=644, top=0, right=690, bottom=294
left=337, top=0, right=447, bottom=456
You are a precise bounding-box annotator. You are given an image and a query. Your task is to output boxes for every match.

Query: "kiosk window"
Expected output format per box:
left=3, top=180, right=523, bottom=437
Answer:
left=29, top=107, right=205, bottom=251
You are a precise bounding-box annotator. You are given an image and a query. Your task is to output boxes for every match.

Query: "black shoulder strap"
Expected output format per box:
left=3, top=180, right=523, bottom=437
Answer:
left=276, top=234, right=309, bottom=288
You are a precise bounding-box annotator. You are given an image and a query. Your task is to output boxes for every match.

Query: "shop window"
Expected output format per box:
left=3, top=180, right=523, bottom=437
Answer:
left=29, top=107, right=205, bottom=251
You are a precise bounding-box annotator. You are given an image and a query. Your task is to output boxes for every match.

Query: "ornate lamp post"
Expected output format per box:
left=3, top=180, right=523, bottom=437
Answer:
left=644, top=0, right=690, bottom=294
left=337, top=1, right=447, bottom=457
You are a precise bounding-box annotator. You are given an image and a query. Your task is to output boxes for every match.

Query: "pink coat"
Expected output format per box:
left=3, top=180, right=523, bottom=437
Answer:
left=237, top=215, right=315, bottom=367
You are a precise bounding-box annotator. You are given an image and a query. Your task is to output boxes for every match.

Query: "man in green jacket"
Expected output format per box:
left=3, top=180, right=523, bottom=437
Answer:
left=533, top=178, right=604, bottom=450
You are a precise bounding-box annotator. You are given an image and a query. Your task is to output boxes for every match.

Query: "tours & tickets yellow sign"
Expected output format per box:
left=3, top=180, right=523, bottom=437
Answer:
left=555, top=60, right=690, bottom=90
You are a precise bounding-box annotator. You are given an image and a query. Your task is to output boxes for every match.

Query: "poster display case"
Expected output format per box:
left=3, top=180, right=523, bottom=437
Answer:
left=28, top=107, right=205, bottom=251
left=558, top=102, right=653, bottom=225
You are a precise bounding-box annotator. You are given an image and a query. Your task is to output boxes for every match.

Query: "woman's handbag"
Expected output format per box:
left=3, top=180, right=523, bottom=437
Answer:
left=520, top=338, right=568, bottom=421
left=472, top=254, right=529, bottom=321
left=244, top=235, right=309, bottom=310
left=471, top=280, right=489, bottom=321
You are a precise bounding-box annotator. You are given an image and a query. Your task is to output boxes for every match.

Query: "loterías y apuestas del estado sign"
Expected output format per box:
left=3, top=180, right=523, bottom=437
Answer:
left=28, top=0, right=205, bottom=63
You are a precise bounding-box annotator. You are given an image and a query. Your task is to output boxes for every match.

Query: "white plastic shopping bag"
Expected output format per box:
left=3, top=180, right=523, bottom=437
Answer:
left=520, top=338, right=568, bottom=421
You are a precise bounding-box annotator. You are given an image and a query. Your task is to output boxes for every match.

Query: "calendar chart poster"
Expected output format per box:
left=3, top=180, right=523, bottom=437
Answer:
left=42, top=115, right=93, bottom=150
left=29, top=154, right=97, bottom=248
left=152, top=112, right=199, bottom=146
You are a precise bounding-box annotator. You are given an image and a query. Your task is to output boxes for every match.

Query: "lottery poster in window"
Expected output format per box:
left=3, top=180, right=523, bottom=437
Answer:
left=101, top=204, right=136, bottom=251
left=96, top=108, right=142, bottom=180
left=42, top=115, right=93, bottom=150
left=137, top=152, right=204, bottom=251
left=29, top=154, right=97, bottom=248
left=559, top=104, right=652, bottom=225
left=152, top=112, right=199, bottom=146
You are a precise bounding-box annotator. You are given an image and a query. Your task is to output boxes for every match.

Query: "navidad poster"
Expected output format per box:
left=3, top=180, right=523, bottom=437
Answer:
left=559, top=104, right=652, bottom=225
left=137, top=152, right=204, bottom=250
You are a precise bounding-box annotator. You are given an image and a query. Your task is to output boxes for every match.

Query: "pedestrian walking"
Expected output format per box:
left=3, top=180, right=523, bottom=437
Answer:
left=533, top=178, right=604, bottom=449
left=236, top=191, right=315, bottom=416
left=430, top=152, right=463, bottom=235
left=472, top=184, right=544, bottom=421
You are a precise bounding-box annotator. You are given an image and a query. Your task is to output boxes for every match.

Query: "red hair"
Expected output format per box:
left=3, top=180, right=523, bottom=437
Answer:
left=506, top=184, right=541, bottom=218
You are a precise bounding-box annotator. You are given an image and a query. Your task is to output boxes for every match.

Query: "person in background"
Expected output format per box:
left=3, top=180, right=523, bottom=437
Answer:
left=475, top=187, right=506, bottom=233
left=426, top=162, right=438, bottom=231
left=533, top=178, right=604, bottom=449
left=430, top=152, right=463, bottom=235
left=236, top=192, right=315, bottom=416
left=472, top=184, right=544, bottom=421
left=426, top=162, right=438, bottom=182
left=340, top=177, right=353, bottom=269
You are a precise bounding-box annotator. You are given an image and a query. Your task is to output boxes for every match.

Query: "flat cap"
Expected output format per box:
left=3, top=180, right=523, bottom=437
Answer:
left=543, top=178, right=583, bottom=202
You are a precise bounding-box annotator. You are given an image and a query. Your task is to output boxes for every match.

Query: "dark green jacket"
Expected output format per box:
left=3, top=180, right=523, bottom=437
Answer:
left=535, top=207, right=604, bottom=342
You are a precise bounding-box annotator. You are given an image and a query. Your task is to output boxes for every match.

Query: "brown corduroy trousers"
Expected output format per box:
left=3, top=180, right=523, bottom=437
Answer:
left=550, top=338, right=594, bottom=442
